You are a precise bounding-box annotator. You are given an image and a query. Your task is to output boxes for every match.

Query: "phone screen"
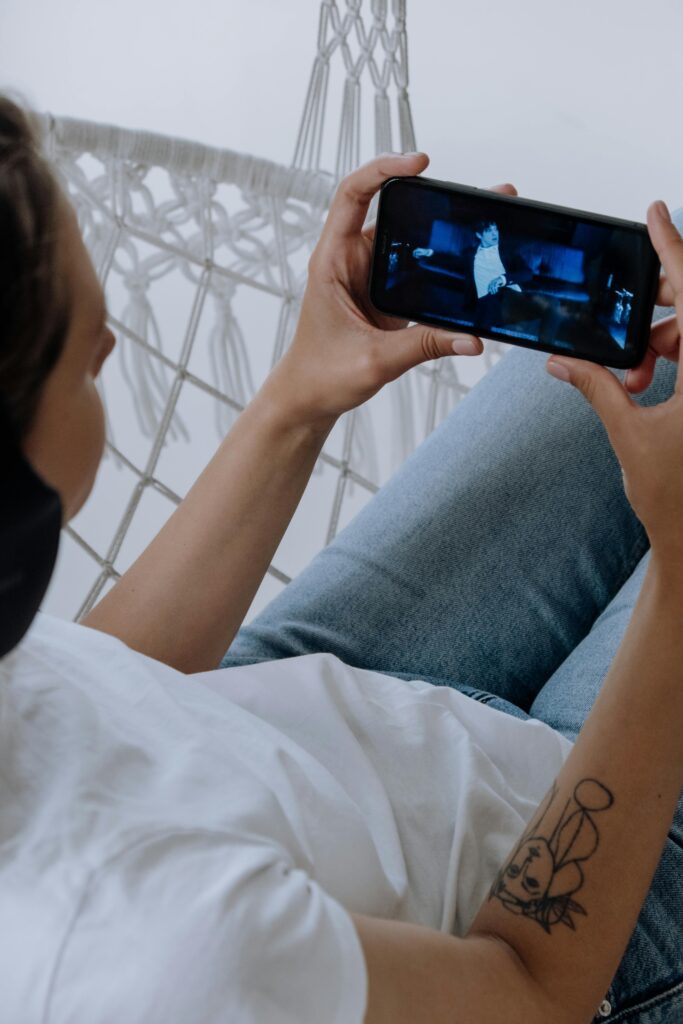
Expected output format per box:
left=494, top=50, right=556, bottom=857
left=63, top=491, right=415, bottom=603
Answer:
left=369, top=177, right=660, bottom=368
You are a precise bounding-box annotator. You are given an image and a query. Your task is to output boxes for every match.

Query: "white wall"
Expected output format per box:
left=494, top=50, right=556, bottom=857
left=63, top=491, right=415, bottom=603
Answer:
left=3, top=0, right=681, bottom=215
left=1, top=0, right=682, bottom=621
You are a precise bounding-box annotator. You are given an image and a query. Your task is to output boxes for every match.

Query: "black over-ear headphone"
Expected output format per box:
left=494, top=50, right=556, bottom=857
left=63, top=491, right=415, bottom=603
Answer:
left=0, top=395, right=62, bottom=659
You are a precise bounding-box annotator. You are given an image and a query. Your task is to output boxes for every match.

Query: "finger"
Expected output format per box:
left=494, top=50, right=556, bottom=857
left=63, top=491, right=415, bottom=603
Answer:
left=648, top=313, right=680, bottom=359
left=646, top=202, right=683, bottom=392
left=380, top=324, right=483, bottom=381
left=362, top=219, right=376, bottom=242
left=625, top=315, right=681, bottom=392
left=322, top=152, right=430, bottom=242
left=545, top=354, right=636, bottom=451
left=656, top=273, right=675, bottom=308
left=647, top=202, right=683, bottom=310
left=486, top=182, right=518, bottom=197
left=624, top=347, right=657, bottom=394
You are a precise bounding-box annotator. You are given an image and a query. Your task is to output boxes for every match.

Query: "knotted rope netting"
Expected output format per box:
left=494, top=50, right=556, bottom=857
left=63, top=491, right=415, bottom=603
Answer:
left=43, top=0, right=507, bottom=623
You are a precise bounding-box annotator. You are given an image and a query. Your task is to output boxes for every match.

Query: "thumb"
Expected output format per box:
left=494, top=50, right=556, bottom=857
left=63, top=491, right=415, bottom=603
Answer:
left=384, top=323, right=482, bottom=379
left=546, top=355, right=636, bottom=438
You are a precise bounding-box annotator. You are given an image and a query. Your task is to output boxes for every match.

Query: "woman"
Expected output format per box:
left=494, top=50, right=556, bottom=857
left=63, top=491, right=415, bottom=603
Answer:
left=1, top=94, right=681, bottom=1023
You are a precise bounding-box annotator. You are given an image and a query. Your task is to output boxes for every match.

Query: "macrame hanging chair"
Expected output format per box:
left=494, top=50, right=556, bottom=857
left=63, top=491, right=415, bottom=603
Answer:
left=43, top=0, right=508, bottom=623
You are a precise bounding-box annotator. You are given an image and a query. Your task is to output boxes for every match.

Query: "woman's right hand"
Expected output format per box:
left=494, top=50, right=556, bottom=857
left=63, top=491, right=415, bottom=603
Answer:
left=625, top=221, right=681, bottom=394
left=544, top=200, right=683, bottom=565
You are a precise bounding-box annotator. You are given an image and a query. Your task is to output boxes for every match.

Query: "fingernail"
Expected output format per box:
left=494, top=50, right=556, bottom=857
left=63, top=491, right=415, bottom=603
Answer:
left=400, top=151, right=426, bottom=158
left=654, top=200, right=671, bottom=222
left=452, top=337, right=479, bottom=355
left=547, top=359, right=571, bottom=382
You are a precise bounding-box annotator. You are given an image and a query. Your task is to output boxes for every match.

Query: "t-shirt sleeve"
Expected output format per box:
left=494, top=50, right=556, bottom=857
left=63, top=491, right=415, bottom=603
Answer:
left=48, top=830, right=368, bottom=1024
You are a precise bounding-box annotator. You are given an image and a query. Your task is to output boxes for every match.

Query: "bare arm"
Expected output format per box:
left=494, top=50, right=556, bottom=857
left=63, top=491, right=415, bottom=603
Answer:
left=82, top=153, right=488, bottom=671
left=352, top=915, right=552, bottom=1024
left=352, top=201, right=683, bottom=1023
left=82, top=374, right=332, bottom=672
left=352, top=560, right=683, bottom=1023
left=468, top=557, right=683, bottom=1018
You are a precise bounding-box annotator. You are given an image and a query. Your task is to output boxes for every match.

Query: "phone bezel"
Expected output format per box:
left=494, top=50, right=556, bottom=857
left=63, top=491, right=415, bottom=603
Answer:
left=368, top=175, right=661, bottom=370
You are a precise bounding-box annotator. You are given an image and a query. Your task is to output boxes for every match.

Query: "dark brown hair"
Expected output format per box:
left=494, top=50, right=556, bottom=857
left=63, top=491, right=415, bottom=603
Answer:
left=0, top=94, right=70, bottom=438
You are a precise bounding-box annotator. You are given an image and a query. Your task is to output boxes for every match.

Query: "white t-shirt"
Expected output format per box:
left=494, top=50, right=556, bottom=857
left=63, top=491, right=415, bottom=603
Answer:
left=474, top=243, right=507, bottom=298
left=0, top=612, right=573, bottom=1023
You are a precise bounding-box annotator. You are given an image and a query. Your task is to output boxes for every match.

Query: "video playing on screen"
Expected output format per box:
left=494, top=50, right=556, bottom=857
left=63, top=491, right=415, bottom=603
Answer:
left=374, top=182, right=652, bottom=362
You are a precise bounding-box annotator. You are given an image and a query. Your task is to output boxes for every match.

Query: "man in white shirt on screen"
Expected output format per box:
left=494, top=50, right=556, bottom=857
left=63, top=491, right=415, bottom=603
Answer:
left=473, top=219, right=523, bottom=300
left=470, top=218, right=565, bottom=342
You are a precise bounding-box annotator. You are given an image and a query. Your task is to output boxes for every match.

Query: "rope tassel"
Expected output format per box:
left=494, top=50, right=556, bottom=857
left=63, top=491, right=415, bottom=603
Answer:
left=118, top=282, right=189, bottom=443
left=208, top=288, right=257, bottom=437
left=38, top=1, right=507, bottom=620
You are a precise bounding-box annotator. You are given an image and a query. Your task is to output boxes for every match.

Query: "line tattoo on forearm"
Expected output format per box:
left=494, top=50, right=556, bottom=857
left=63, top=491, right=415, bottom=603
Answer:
left=488, top=778, right=614, bottom=933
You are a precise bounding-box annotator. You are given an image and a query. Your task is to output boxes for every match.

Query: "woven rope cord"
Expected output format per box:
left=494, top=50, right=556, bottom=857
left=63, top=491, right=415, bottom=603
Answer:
left=43, top=0, right=505, bottom=623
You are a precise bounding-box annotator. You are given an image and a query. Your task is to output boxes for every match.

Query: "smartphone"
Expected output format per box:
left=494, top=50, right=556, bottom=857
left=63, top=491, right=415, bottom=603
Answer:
left=368, top=176, right=661, bottom=369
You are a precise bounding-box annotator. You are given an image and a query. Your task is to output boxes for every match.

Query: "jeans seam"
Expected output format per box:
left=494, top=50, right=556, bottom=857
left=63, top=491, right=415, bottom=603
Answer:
left=604, top=977, right=683, bottom=1022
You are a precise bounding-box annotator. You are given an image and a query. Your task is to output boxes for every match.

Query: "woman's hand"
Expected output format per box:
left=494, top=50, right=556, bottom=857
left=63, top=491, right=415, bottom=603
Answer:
left=624, top=237, right=681, bottom=395
left=545, top=200, right=683, bottom=564
left=265, top=152, right=517, bottom=433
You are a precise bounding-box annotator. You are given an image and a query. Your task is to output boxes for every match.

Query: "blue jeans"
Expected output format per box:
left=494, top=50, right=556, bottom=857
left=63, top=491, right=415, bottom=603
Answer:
left=220, top=339, right=683, bottom=1022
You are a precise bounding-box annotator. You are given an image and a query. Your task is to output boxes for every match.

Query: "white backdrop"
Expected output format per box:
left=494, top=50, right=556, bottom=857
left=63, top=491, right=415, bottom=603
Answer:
left=3, top=0, right=681, bottom=214
left=2, top=0, right=682, bottom=621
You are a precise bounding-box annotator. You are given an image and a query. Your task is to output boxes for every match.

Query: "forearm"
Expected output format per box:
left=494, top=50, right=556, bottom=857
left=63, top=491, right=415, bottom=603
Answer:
left=467, top=555, right=683, bottom=1022
left=82, top=374, right=334, bottom=672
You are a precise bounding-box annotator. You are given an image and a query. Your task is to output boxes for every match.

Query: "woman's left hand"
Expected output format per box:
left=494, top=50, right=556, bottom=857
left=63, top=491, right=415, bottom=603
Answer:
left=265, top=152, right=517, bottom=433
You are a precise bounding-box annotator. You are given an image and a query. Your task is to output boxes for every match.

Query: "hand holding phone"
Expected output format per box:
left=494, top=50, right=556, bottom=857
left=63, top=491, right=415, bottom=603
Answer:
left=625, top=267, right=680, bottom=393
left=268, top=154, right=519, bottom=432
left=547, top=201, right=683, bottom=563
